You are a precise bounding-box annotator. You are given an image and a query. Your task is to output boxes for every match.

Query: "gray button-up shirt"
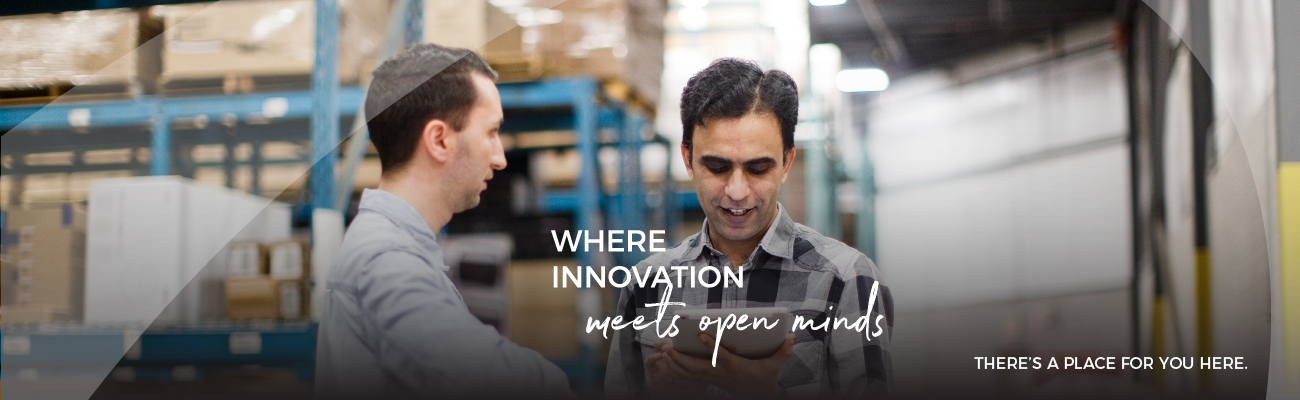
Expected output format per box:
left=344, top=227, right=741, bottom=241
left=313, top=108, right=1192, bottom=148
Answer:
left=315, top=189, right=570, bottom=397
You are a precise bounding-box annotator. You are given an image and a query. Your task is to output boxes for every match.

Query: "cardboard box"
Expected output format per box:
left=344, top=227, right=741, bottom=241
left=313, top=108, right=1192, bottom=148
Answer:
left=153, top=0, right=388, bottom=84
left=507, top=259, right=580, bottom=357
left=0, top=304, right=71, bottom=324
left=533, top=0, right=664, bottom=104
left=509, top=312, right=578, bottom=358
left=225, top=276, right=307, bottom=320
left=225, top=276, right=279, bottom=320
left=421, top=0, right=664, bottom=102
left=86, top=176, right=291, bottom=323
left=421, top=0, right=537, bottom=80
left=423, top=0, right=517, bottom=53
left=268, top=241, right=307, bottom=281
left=508, top=259, right=576, bottom=313
left=2, top=258, right=15, bottom=306
left=6, top=206, right=87, bottom=322
left=0, top=9, right=139, bottom=89
left=227, top=242, right=267, bottom=278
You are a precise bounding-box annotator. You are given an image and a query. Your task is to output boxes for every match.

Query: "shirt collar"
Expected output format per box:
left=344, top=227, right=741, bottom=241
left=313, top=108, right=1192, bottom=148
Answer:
left=357, top=188, right=445, bottom=270
left=681, top=203, right=797, bottom=263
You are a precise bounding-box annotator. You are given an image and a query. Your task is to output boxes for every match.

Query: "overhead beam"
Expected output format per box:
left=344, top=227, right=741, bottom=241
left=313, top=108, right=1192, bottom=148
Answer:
left=854, top=0, right=910, bottom=67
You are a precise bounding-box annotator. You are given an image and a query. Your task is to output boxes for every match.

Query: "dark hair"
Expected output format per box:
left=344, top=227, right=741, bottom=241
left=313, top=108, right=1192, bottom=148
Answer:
left=679, top=58, right=798, bottom=162
left=365, top=43, right=498, bottom=173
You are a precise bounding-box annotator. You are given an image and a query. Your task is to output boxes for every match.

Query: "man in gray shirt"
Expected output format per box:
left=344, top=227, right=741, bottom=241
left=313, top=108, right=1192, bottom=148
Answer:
left=315, top=44, right=570, bottom=397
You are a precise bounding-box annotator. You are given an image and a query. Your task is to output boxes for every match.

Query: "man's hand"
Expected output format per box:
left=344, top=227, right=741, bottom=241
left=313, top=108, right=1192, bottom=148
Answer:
left=646, top=338, right=705, bottom=396
left=661, top=332, right=795, bottom=397
left=646, top=339, right=677, bottom=389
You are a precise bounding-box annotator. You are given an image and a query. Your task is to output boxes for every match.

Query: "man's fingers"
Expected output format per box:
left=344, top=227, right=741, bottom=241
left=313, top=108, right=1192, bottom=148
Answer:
left=699, top=331, right=744, bottom=365
left=697, top=332, right=714, bottom=347
left=700, top=331, right=742, bottom=354
left=645, top=352, right=662, bottom=368
left=665, top=343, right=711, bottom=372
left=657, top=358, right=681, bottom=379
left=663, top=351, right=696, bottom=377
left=697, top=332, right=734, bottom=355
left=654, top=337, right=672, bottom=353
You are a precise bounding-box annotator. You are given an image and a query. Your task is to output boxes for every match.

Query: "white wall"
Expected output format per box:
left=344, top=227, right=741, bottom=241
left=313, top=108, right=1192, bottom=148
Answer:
left=865, top=20, right=1137, bottom=395
left=868, top=20, right=1131, bottom=312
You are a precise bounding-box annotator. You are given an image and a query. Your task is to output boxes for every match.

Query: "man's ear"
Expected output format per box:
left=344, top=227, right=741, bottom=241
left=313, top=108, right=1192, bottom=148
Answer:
left=780, top=147, right=797, bottom=183
left=680, top=143, right=694, bottom=179
left=421, top=118, right=455, bottom=163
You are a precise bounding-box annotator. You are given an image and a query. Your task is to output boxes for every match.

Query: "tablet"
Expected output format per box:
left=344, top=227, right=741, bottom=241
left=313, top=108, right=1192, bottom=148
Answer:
left=671, top=307, right=790, bottom=360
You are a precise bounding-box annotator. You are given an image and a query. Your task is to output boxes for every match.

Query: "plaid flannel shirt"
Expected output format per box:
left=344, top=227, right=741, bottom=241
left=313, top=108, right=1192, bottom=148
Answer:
left=604, top=204, right=894, bottom=397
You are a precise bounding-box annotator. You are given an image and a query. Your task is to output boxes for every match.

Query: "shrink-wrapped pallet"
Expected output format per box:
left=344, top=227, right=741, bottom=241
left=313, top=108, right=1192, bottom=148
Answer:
left=0, top=9, right=140, bottom=90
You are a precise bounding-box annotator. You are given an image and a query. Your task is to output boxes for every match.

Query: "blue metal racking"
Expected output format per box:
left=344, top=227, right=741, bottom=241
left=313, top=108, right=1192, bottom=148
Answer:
left=0, top=0, right=692, bottom=392
left=0, top=322, right=317, bottom=383
left=0, top=78, right=688, bottom=392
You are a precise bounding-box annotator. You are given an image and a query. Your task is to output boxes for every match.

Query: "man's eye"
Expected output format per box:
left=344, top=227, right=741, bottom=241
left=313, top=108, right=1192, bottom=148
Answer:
left=748, top=166, right=770, bottom=174
left=706, top=165, right=729, bottom=173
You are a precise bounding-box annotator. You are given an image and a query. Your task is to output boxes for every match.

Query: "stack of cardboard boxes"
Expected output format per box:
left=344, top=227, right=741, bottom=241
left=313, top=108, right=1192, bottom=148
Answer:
left=2, top=0, right=665, bottom=105
left=0, top=177, right=299, bottom=326
left=531, top=0, right=666, bottom=105
left=225, top=240, right=310, bottom=320
left=151, top=0, right=388, bottom=88
left=0, top=9, right=141, bottom=92
left=2, top=258, right=14, bottom=310
left=0, top=205, right=87, bottom=324
left=423, top=0, right=539, bottom=82
left=422, top=0, right=665, bottom=105
left=0, top=0, right=389, bottom=97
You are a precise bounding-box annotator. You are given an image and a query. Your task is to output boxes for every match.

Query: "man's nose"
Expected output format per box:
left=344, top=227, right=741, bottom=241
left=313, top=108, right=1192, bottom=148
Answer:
left=723, top=169, right=750, bottom=201
left=490, top=137, right=507, bottom=170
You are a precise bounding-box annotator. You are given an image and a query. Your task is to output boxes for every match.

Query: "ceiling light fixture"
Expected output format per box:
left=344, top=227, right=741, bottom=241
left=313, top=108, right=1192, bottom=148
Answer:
left=835, top=68, right=890, bottom=92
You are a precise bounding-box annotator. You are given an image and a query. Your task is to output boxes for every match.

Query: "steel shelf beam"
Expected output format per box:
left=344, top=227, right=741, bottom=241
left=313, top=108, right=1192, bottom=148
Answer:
left=0, top=323, right=317, bottom=382
left=0, top=89, right=365, bottom=132
left=542, top=190, right=700, bottom=214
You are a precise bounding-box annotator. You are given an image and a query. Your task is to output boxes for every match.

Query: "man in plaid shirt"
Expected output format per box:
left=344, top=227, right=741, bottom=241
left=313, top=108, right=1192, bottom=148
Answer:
left=603, top=58, right=894, bottom=397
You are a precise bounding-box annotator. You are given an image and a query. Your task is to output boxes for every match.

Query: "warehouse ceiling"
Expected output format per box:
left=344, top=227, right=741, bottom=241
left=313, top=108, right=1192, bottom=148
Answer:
left=809, top=0, right=1121, bottom=75
left=1, top=0, right=210, bottom=16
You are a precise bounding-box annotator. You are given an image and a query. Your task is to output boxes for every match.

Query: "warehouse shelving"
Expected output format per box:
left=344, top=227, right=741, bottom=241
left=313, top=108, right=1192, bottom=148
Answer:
left=1, top=322, right=317, bottom=383
left=0, top=0, right=688, bottom=393
left=1, top=79, right=687, bottom=390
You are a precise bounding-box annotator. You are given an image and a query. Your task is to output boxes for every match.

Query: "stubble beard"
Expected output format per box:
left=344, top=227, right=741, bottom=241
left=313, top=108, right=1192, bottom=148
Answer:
left=449, top=139, right=482, bottom=213
left=712, top=203, right=772, bottom=244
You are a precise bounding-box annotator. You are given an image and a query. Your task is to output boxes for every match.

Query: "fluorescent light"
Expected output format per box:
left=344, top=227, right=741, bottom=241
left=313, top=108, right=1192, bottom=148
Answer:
left=809, top=0, right=847, bottom=6
left=836, top=68, right=889, bottom=92
left=678, top=8, right=707, bottom=31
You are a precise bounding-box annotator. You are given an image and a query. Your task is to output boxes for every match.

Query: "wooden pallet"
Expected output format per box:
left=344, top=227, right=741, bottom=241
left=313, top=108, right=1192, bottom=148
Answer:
left=487, top=52, right=545, bottom=83
left=601, top=80, right=657, bottom=117
left=160, top=74, right=314, bottom=96
left=0, top=82, right=136, bottom=106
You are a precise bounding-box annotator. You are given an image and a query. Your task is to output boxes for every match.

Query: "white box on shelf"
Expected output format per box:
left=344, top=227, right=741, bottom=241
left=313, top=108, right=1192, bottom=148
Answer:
left=227, top=242, right=265, bottom=279
left=268, top=242, right=305, bottom=281
left=85, top=176, right=291, bottom=323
